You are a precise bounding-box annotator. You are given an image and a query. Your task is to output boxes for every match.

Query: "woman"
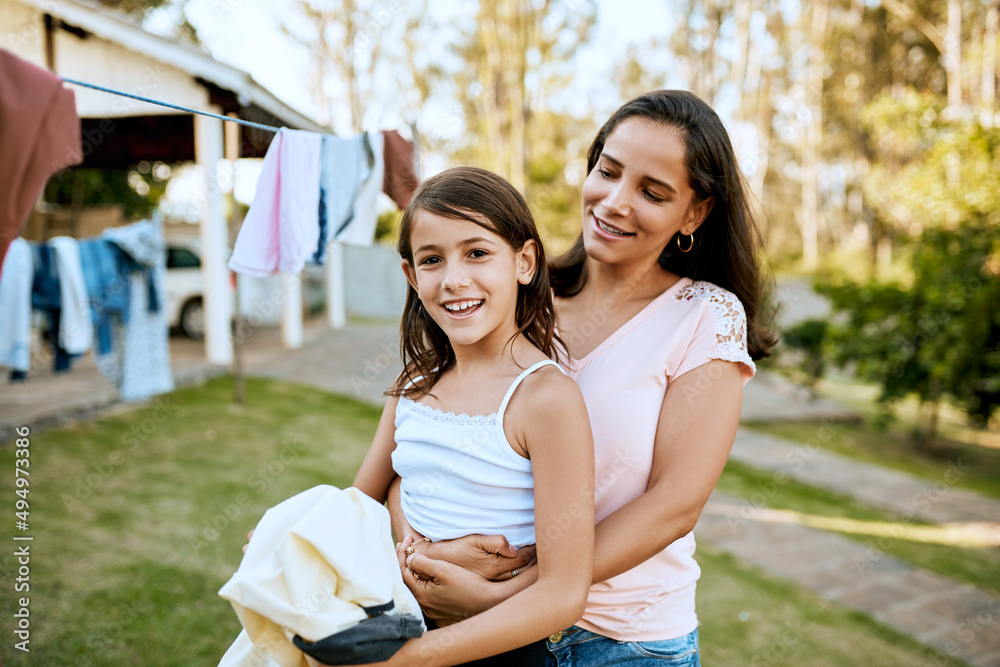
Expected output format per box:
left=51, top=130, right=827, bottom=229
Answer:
left=391, top=89, right=776, bottom=666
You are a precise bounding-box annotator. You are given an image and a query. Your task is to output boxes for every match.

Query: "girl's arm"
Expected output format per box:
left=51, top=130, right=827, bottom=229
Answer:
left=404, top=358, right=742, bottom=617
left=385, top=477, right=417, bottom=545
left=352, top=396, right=402, bottom=504
left=334, top=370, right=595, bottom=666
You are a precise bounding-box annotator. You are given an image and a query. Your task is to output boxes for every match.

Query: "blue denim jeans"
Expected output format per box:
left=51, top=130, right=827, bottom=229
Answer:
left=29, top=242, right=73, bottom=372
left=78, top=239, right=131, bottom=355
left=546, top=626, right=700, bottom=666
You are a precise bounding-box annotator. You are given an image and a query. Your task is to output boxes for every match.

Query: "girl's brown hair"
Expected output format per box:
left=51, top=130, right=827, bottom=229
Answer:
left=390, top=166, right=556, bottom=398
left=550, top=90, right=777, bottom=359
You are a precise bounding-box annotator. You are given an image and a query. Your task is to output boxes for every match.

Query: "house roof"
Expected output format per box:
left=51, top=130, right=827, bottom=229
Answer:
left=19, top=0, right=327, bottom=133
left=11, top=0, right=330, bottom=165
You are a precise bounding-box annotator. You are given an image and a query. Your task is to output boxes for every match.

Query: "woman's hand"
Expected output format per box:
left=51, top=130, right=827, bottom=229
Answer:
left=396, top=533, right=536, bottom=582
left=386, top=478, right=537, bottom=581
left=401, top=551, right=500, bottom=624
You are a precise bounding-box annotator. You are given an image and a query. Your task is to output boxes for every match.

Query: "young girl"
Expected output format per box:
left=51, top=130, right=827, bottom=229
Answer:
left=342, top=166, right=594, bottom=666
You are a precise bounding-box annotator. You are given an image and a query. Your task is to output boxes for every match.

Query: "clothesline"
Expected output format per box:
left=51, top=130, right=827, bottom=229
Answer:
left=61, top=77, right=284, bottom=133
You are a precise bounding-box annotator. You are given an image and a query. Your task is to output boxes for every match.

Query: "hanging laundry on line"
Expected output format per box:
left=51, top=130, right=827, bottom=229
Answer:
left=323, top=132, right=383, bottom=249
left=56, top=76, right=419, bottom=277
left=7, top=69, right=419, bottom=279
left=0, top=219, right=173, bottom=402
left=0, top=239, right=33, bottom=376
left=229, top=127, right=418, bottom=278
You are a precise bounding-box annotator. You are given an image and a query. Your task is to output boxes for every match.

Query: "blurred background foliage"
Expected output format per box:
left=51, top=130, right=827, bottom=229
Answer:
left=44, top=163, right=170, bottom=220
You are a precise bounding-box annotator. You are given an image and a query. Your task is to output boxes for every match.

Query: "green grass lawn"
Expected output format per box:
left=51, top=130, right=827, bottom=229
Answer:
left=1, top=377, right=379, bottom=666
left=717, top=460, right=1000, bottom=595
left=0, top=376, right=966, bottom=666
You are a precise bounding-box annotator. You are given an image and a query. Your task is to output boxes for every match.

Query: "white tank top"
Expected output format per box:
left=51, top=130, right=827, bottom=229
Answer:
left=391, top=360, right=563, bottom=548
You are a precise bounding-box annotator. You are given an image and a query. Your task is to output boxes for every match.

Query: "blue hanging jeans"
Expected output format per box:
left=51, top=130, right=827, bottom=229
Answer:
left=29, top=242, right=72, bottom=372
left=78, top=238, right=131, bottom=355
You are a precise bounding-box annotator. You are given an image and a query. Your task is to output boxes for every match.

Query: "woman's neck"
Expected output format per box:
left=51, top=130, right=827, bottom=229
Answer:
left=580, top=256, right=679, bottom=306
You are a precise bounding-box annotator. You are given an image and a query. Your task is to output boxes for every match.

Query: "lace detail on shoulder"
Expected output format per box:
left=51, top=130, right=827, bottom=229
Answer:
left=675, top=281, right=756, bottom=373
left=399, top=396, right=498, bottom=426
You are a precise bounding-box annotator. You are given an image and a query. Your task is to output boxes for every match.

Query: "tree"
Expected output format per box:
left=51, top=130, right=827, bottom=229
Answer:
left=822, top=222, right=1000, bottom=448
left=799, top=0, right=828, bottom=269
left=816, top=0, right=1000, bottom=276
left=658, top=0, right=801, bottom=259
left=820, top=99, right=1000, bottom=448
left=431, top=0, right=595, bottom=250
left=982, top=0, right=999, bottom=127
left=522, top=109, right=596, bottom=252
left=782, top=319, right=829, bottom=398
left=449, top=0, right=595, bottom=193
left=94, top=0, right=199, bottom=43
left=282, top=0, right=433, bottom=134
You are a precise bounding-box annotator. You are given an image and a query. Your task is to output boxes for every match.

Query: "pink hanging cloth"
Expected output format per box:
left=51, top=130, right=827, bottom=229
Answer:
left=228, top=128, right=322, bottom=277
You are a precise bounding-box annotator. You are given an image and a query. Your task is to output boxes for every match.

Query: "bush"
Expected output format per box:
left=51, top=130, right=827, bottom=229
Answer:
left=782, top=319, right=829, bottom=396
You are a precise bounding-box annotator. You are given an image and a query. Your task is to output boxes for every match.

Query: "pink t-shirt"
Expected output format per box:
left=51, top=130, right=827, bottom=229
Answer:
left=559, top=277, right=755, bottom=642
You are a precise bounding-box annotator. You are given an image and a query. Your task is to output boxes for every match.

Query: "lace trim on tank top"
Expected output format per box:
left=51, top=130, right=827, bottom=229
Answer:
left=675, top=281, right=755, bottom=370
left=399, top=397, right=498, bottom=427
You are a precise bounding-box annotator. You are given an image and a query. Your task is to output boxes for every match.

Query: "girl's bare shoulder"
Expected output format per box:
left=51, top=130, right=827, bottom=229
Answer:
left=510, top=364, right=587, bottom=421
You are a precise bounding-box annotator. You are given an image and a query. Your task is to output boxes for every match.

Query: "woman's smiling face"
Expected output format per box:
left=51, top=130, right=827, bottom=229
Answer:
left=581, top=117, right=712, bottom=271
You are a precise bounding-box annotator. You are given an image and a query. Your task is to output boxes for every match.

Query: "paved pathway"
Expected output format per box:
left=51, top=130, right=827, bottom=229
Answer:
left=729, top=428, right=1000, bottom=527
left=773, top=276, right=833, bottom=329
left=698, top=491, right=1000, bottom=667
left=232, top=320, right=401, bottom=405
left=0, top=275, right=834, bottom=434
left=4, top=319, right=1000, bottom=665
left=738, top=369, right=860, bottom=423
left=705, top=426, right=1000, bottom=666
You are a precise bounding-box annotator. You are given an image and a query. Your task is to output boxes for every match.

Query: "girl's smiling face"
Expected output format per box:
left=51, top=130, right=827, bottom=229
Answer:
left=581, top=117, right=713, bottom=271
left=402, top=210, right=536, bottom=350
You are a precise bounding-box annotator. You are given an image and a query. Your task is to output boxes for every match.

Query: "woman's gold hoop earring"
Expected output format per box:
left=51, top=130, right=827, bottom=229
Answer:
left=677, top=233, right=695, bottom=253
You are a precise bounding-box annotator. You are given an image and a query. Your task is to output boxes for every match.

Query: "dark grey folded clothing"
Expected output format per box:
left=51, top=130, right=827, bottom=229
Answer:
left=292, top=613, right=424, bottom=665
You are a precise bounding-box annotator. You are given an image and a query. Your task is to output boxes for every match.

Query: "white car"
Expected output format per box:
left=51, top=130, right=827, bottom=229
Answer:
left=165, top=238, right=207, bottom=338
left=165, top=237, right=234, bottom=339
